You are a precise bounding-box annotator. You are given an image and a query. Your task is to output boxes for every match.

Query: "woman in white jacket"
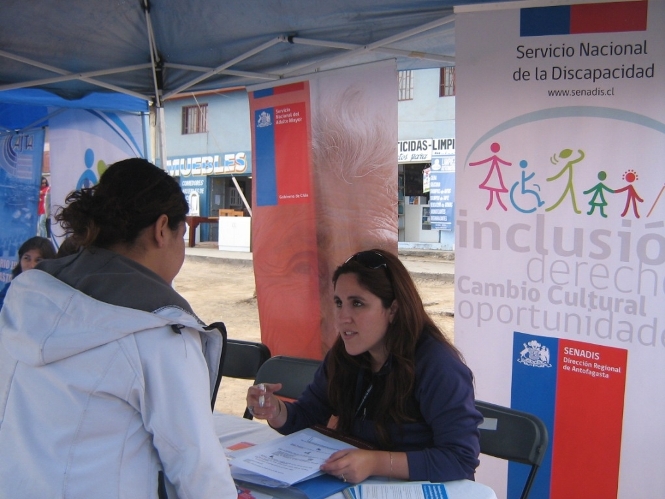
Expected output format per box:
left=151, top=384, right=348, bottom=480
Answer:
left=0, top=159, right=237, bottom=498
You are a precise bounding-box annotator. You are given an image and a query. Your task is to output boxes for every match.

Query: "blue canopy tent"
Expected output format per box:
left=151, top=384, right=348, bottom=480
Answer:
left=0, top=0, right=477, bottom=101
left=0, top=89, right=149, bottom=132
left=0, top=0, right=500, bottom=163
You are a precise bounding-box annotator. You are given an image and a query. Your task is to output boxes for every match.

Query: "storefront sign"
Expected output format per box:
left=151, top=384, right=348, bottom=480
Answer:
left=398, top=139, right=432, bottom=163
left=398, top=138, right=456, bottom=163
left=166, top=152, right=250, bottom=177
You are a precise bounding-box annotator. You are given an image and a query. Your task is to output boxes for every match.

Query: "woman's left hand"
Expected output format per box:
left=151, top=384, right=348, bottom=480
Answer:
left=320, top=449, right=377, bottom=484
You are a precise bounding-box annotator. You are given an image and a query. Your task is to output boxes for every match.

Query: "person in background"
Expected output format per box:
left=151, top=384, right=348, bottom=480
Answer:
left=247, top=249, right=482, bottom=484
left=0, top=236, right=56, bottom=310
left=0, top=158, right=236, bottom=498
left=37, top=176, right=51, bottom=238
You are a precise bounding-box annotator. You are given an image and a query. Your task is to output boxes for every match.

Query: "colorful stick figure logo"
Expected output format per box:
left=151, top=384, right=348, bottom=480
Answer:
left=469, top=142, right=512, bottom=211
left=76, top=149, right=108, bottom=190
left=583, top=171, right=614, bottom=218
left=545, top=148, right=585, bottom=214
left=614, top=169, right=643, bottom=218
left=510, top=160, right=545, bottom=213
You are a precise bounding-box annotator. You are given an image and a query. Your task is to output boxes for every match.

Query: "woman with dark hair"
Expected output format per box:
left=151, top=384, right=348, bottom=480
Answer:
left=0, top=236, right=56, bottom=310
left=247, top=249, right=482, bottom=484
left=0, top=158, right=236, bottom=498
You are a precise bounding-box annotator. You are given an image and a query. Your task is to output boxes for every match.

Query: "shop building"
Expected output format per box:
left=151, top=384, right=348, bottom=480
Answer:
left=397, top=67, right=456, bottom=250
left=398, top=137, right=455, bottom=250
left=163, top=89, right=253, bottom=245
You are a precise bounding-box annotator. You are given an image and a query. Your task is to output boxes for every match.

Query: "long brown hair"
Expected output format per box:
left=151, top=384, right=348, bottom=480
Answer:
left=327, top=249, right=462, bottom=446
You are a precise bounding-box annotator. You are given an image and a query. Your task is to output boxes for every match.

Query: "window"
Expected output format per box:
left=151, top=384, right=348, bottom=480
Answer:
left=182, top=104, right=208, bottom=134
left=398, top=70, right=414, bottom=101
left=439, top=67, right=456, bottom=97
left=229, top=183, right=243, bottom=207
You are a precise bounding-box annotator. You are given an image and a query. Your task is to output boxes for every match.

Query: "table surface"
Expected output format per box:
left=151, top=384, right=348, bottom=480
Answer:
left=213, top=412, right=497, bottom=499
left=184, top=216, right=220, bottom=247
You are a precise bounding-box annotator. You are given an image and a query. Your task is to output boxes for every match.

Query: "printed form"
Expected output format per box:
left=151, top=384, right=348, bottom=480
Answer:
left=230, top=428, right=356, bottom=487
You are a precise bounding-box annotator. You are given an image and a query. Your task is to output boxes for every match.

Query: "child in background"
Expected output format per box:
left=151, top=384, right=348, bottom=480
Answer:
left=0, top=236, right=56, bottom=310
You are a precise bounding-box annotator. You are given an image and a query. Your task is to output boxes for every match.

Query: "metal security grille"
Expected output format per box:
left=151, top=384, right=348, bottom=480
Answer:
left=439, top=67, right=455, bottom=97
left=398, top=70, right=414, bottom=101
left=182, top=104, right=208, bottom=134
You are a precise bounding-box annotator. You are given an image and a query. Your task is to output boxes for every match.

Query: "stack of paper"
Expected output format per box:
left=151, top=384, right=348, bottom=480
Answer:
left=229, top=428, right=357, bottom=499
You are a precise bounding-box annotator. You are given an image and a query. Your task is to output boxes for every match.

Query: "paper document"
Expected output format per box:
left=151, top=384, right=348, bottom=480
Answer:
left=231, top=428, right=357, bottom=488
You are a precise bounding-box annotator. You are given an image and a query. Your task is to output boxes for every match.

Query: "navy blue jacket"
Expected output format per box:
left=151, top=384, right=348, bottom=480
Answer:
left=278, top=333, right=482, bottom=482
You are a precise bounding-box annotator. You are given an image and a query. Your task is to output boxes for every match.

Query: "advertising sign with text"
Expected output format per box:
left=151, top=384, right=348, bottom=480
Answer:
left=455, top=1, right=664, bottom=497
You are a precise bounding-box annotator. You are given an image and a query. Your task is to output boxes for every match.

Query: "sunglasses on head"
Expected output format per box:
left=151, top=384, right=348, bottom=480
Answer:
left=344, top=250, right=388, bottom=270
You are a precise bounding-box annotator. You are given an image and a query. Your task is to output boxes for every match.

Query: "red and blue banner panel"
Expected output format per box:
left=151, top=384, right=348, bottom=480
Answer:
left=249, top=82, right=322, bottom=359
left=253, top=82, right=312, bottom=207
left=511, top=332, right=628, bottom=499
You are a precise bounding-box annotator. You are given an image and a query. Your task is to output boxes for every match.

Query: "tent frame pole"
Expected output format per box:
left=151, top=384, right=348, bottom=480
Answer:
left=0, top=50, right=150, bottom=100
left=163, top=36, right=287, bottom=100
left=288, top=37, right=454, bottom=64
left=282, top=15, right=455, bottom=76
left=164, top=63, right=280, bottom=82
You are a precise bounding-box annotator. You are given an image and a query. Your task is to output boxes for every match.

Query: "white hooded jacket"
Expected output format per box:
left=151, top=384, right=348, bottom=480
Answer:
left=0, top=252, right=236, bottom=499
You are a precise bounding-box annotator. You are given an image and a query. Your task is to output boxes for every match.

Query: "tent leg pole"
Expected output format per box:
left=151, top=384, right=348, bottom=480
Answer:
left=157, top=106, right=167, bottom=170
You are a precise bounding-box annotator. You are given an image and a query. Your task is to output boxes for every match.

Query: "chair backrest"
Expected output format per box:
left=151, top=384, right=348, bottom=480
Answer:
left=222, top=339, right=271, bottom=379
left=475, top=400, right=548, bottom=499
left=204, top=322, right=228, bottom=411
left=245, top=355, right=322, bottom=419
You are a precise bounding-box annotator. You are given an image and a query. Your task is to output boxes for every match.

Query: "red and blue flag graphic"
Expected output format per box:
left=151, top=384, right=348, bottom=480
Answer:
left=521, top=1, right=648, bottom=37
left=511, top=332, right=627, bottom=498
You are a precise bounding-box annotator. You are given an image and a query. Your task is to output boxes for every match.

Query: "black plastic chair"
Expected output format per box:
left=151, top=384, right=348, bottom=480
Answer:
left=222, top=339, right=271, bottom=380
left=217, top=339, right=271, bottom=420
left=204, top=322, right=228, bottom=411
left=475, top=400, right=548, bottom=499
left=245, top=355, right=322, bottom=419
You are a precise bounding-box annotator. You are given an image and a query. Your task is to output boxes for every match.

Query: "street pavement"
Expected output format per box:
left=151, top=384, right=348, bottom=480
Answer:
left=184, top=243, right=455, bottom=282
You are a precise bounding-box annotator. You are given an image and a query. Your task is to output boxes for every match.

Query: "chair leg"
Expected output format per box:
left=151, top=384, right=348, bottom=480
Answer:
left=158, top=471, right=168, bottom=499
left=520, top=465, right=539, bottom=499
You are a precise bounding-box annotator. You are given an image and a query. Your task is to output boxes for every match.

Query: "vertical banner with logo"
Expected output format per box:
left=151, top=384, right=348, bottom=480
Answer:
left=249, top=81, right=321, bottom=358
left=49, top=109, right=145, bottom=245
left=0, top=129, right=45, bottom=282
left=249, top=61, right=398, bottom=358
left=455, top=1, right=664, bottom=498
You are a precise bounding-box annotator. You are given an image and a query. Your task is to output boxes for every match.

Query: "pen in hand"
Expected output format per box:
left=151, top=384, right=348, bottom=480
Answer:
left=258, top=383, right=266, bottom=408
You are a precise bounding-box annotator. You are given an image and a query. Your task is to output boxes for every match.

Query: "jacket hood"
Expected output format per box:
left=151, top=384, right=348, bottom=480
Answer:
left=0, top=270, right=202, bottom=367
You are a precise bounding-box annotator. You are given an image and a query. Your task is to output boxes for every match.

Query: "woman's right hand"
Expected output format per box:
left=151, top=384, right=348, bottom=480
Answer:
left=246, top=383, right=287, bottom=427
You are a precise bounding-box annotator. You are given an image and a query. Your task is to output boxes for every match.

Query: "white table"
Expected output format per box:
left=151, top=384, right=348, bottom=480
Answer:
left=213, top=413, right=497, bottom=499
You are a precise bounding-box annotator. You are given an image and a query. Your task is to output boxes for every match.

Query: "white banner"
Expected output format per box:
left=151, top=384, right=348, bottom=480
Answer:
left=455, top=1, right=664, bottom=498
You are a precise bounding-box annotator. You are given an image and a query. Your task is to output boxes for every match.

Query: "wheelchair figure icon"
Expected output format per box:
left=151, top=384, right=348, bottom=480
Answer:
left=510, top=160, right=545, bottom=214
